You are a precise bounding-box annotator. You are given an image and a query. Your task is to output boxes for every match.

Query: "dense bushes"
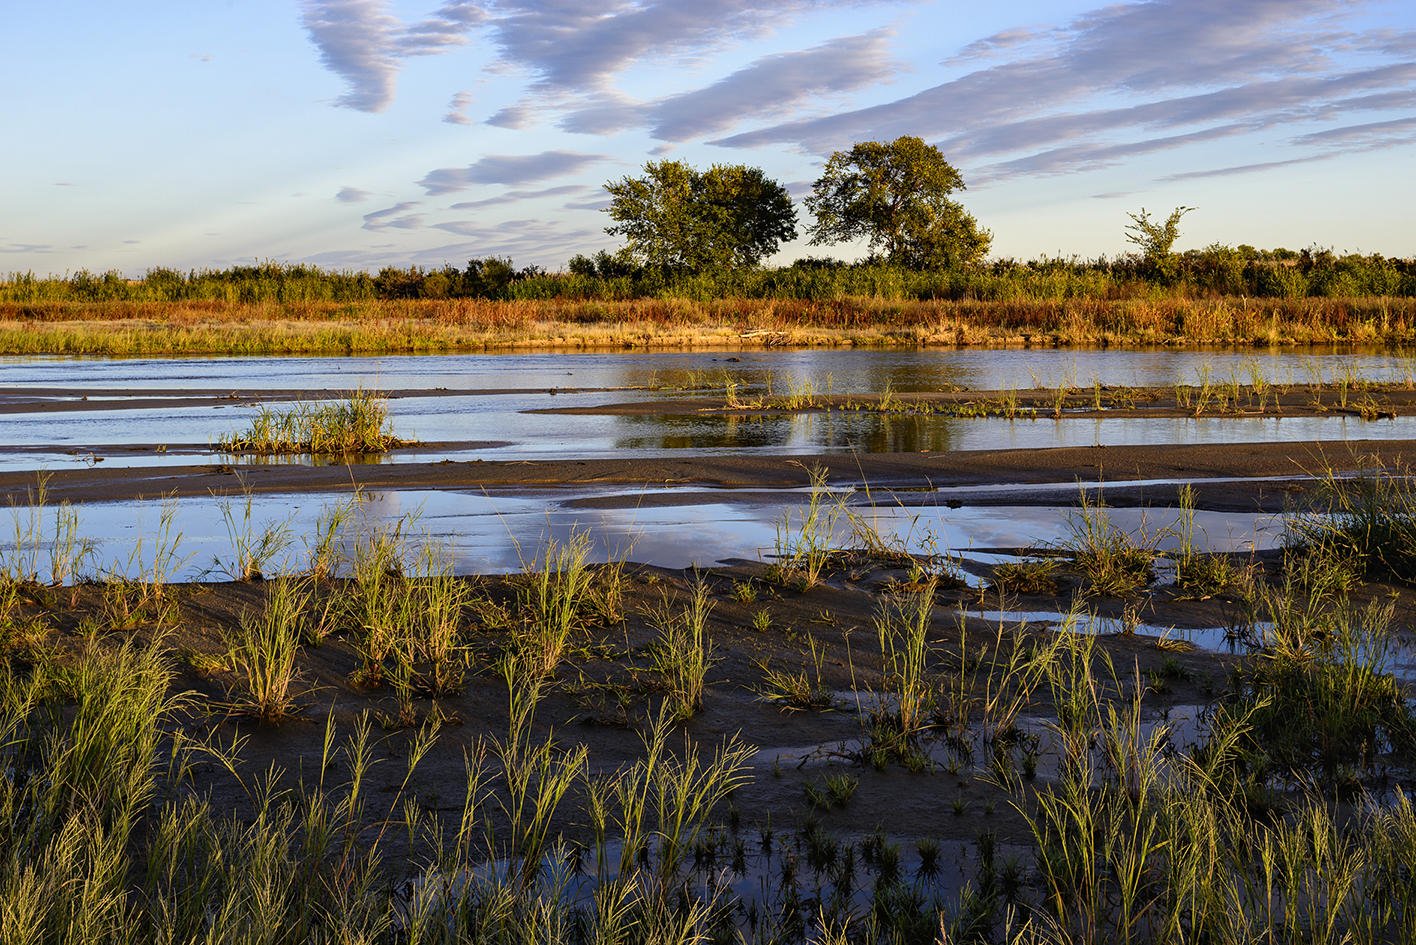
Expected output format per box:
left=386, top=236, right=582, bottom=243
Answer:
left=3, top=247, right=1414, bottom=306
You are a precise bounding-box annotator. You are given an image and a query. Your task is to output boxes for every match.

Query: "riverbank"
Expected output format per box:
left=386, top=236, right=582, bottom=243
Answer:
left=3, top=294, right=1416, bottom=355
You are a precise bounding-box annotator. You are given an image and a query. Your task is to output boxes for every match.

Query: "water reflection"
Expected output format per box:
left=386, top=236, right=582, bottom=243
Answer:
left=4, top=346, right=1415, bottom=397
left=609, top=411, right=961, bottom=453
left=3, top=488, right=1281, bottom=579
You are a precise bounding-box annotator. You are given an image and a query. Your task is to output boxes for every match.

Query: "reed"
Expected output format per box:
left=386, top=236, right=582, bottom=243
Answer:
left=226, top=575, right=310, bottom=722
left=1, top=473, right=97, bottom=588
left=214, top=487, right=294, bottom=580
left=510, top=530, right=596, bottom=681
left=1061, top=487, right=1158, bottom=596
left=645, top=580, right=716, bottom=720
left=774, top=464, right=844, bottom=588
left=1172, top=483, right=1236, bottom=596
left=1284, top=464, right=1416, bottom=583
left=863, top=577, right=938, bottom=768
left=754, top=634, right=835, bottom=711
left=6, top=292, right=1416, bottom=356
left=218, top=388, right=412, bottom=455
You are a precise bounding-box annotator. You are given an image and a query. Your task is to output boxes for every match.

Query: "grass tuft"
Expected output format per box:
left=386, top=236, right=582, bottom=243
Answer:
left=227, top=576, right=309, bottom=723
left=218, top=388, right=413, bottom=455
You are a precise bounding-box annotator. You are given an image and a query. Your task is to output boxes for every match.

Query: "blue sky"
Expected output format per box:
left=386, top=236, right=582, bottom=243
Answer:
left=3, top=0, right=1414, bottom=276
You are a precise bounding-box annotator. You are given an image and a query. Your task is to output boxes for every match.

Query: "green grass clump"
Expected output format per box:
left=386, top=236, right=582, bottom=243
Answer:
left=774, top=464, right=844, bottom=589
left=1210, top=600, right=1416, bottom=788
left=218, top=388, right=412, bottom=455
left=863, top=578, right=939, bottom=769
left=227, top=575, right=309, bottom=723
left=509, top=531, right=597, bottom=682
left=1285, top=465, right=1416, bottom=584
left=988, top=556, right=1059, bottom=595
left=754, top=634, right=834, bottom=711
left=1062, top=490, right=1157, bottom=597
left=646, top=581, right=716, bottom=720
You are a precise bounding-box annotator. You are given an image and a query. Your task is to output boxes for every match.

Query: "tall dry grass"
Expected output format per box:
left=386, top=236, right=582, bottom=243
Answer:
left=2, top=295, right=1415, bottom=354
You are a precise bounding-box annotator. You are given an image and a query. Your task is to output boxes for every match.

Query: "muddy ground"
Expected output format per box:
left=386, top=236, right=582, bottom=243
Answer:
left=4, top=384, right=1416, bottom=871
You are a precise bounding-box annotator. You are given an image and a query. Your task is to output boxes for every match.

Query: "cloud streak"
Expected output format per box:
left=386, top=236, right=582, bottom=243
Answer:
left=301, top=0, right=483, bottom=112
left=557, top=30, right=904, bottom=140
left=480, top=0, right=883, bottom=94
left=449, top=184, right=589, bottom=210
left=417, top=151, right=611, bottom=195
left=707, top=0, right=1416, bottom=181
left=362, top=201, right=425, bottom=230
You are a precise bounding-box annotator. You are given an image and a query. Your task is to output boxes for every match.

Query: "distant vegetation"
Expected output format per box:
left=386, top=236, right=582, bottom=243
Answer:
left=3, top=132, right=1412, bottom=308
left=4, top=136, right=1414, bottom=355
left=2, top=245, right=1413, bottom=308
left=3, top=135, right=1413, bottom=308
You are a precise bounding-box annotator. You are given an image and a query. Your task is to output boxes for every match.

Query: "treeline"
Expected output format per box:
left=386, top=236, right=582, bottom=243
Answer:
left=3, top=246, right=1414, bottom=306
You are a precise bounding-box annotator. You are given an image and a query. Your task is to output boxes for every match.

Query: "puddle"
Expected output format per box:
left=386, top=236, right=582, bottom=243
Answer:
left=750, top=693, right=1213, bottom=788
left=961, top=609, right=1243, bottom=653
left=394, top=830, right=1002, bottom=938
left=0, top=490, right=1285, bottom=581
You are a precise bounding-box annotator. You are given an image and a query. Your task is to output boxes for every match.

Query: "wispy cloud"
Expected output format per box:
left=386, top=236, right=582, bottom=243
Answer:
left=337, top=186, right=372, bottom=203
left=444, top=90, right=476, bottom=125
left=1291, top=114, right=1416, bottom=147
left=558, top=29, right=904, bottom=140
left=481, top=0, right=885, bottom=94
left=1158, top=114, right=1416, bottom=181
left=417, top=151, right=610, bottom=195
left=449, top=184, right=588, bottom=209
left=708, top=0, right=1416, bottom=181
left=431, top=218, right=592, bottom=242
left=301, top=0, right=483, bottom=112
left=362, top=201, right=425, bottom=230
left=486, top=104, right=534, bottom=128
left=1158, top=155, right=1334, bottom=181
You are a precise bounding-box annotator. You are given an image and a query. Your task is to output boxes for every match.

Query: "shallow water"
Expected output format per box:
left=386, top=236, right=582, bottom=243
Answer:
left=961, top=609, right=1242, bottom=653
left=5, top=346, right=1413, bottom=393
left=3, top=347, right=1411, bottom=467
left=0, top=487, right=1283, bottom=580
left=2, top=401, right=1406, bottom=471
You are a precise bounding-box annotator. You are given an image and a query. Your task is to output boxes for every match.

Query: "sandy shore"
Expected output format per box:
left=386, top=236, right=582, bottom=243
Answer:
left=4, top=438, right=1410, bottom=513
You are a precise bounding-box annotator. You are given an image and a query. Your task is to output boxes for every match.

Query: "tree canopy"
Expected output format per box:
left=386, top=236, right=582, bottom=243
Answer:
left=804, top=136, right=991, bottom=268
left=603, top=161, right=797, bottom=273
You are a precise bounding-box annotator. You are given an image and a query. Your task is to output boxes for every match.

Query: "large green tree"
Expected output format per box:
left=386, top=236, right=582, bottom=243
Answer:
left=603, top=161, right=797, bottom=272
left=804, top=136, right=991, bottom=268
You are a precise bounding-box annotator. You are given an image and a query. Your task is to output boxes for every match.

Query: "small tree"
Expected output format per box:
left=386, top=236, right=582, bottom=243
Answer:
left=465, top=256, right=517, bottom=296
left=603, top=161, right=797, bottom=273
left=1124, top=206, right=1194, bottom=278
left=804, top=136, right=991, bottom=268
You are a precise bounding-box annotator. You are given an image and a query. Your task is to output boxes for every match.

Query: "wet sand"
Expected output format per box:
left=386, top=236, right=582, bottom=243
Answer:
left=5, top=438, right=1413, bottom=514
left=5, top=379, right=1414, bottom=857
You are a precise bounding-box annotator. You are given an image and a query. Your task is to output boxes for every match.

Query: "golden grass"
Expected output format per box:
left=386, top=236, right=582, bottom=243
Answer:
left=1, top=295, right=1414, bottom=354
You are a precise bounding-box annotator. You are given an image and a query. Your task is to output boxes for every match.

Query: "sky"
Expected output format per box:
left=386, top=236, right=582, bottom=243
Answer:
left=3, top=0, right=1414, bottom=276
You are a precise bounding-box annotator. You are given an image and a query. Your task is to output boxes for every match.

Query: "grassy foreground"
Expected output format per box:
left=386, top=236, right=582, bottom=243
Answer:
left=4, top=295, right=1416, bottom=355
left=3, top=471, right=1416, bottom=941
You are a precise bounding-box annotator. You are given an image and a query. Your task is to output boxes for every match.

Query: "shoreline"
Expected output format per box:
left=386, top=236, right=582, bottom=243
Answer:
left=4, top=438, right=1407, bottom=511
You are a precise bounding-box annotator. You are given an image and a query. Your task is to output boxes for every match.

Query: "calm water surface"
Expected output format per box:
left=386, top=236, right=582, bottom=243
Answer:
left=2, top=347, right=1411, bottom=467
